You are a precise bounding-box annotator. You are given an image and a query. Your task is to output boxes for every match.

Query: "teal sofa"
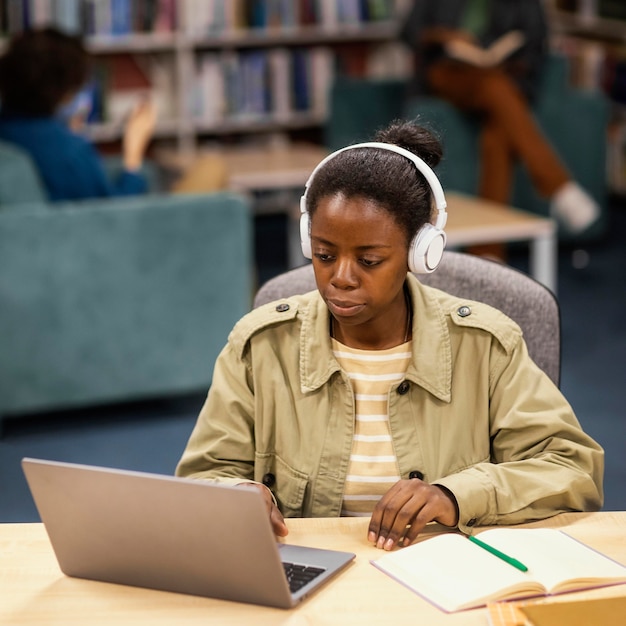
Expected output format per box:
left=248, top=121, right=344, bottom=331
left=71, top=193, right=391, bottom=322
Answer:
left=0, top=140, right=253, bottom=422
left=326, top=54, right=609, bottom=241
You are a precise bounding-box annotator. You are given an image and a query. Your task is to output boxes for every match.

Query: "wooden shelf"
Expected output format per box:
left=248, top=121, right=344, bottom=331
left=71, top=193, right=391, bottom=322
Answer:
left=189, top=22, right=399, bottom=49
left=86, top=32, right=179, bottom=53
left=1, top=1, right=404, bottom=151
left=549, top=8, right=626, bottom=43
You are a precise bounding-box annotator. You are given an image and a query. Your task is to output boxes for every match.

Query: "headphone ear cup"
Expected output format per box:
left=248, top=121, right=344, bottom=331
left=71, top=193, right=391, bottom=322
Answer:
left=300, top=210, right=312, bottom=259
left=408, top=224, right=447, bottom=274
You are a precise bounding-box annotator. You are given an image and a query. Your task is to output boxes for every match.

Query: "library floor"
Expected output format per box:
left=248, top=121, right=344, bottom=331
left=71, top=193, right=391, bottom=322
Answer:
left=1, top=198, right=625, bottom=522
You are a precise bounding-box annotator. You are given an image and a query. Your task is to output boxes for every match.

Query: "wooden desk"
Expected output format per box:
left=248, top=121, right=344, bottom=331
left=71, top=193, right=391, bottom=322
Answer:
left=1, top=513, right=625, bottom=625
left=444, top=193, right=556, bottom=293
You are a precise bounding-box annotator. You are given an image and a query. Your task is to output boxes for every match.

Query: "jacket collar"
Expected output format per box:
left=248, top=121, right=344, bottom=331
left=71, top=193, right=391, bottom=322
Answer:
left=300, top=273, right=452, bottom=402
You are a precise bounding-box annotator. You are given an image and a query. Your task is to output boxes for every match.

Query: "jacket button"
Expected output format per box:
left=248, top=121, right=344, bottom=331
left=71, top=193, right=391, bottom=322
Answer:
left=262, top=473, right=275, bottom=487
left=275, top=303, right=290, bottom=312
left=457, top=305, right=471, bottom=317
left=397, top=380, right=410, bottom=395
left=467, top=518, right=477, bottom=527
left=408, top=470, right=424, bottom=480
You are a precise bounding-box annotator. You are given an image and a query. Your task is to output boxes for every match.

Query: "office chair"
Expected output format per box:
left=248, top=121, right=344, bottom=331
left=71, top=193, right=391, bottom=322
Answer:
left=253, top=251, right=560, bottom=387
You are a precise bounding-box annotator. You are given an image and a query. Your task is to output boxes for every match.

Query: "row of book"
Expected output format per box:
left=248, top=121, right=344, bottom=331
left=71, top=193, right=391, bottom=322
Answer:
left=79, top=40, right=403, bottom=129
left=0, top=0, right=176, bottom=36
left=188, top=47, right=334, bottom=123
left=180, top=0, right=396, bottom=36
left=80, top=46, right=344, bottom=128
left=0, top=0, right=396, bottom=38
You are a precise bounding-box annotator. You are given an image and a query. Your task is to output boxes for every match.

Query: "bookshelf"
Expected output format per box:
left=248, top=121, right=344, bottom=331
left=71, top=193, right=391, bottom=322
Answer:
left=0, top=0, right=408, bottom=154
left=546, top=0, right=626, bottom=193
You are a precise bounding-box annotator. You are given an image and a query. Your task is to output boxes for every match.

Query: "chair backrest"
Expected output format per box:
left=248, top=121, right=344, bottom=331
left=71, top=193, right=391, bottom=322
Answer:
left=254, top=251, right=560, bottom=386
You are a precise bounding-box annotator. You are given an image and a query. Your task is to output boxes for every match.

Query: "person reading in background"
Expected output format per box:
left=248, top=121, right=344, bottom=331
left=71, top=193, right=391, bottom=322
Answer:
left=0, top=27, right=156, bottom=202
left=176, top=119, right=603, bottom=551
left=399, top=0, right=600, bottom=258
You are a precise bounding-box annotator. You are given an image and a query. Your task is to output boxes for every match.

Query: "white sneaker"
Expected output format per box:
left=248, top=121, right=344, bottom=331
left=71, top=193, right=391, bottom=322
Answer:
left=550, top=181, right=600, bottom=233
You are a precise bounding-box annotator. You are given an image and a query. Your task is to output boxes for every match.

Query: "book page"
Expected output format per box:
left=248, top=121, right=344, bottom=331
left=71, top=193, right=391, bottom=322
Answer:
left=444, top=31, right=525, bottom=67
left=444, top=39, right=491, bottom=67
left=479, top=528, right=626, bottom=593
left=485, top=31, right=525, bottom=64
left=372, top=533, right=544, bottom=612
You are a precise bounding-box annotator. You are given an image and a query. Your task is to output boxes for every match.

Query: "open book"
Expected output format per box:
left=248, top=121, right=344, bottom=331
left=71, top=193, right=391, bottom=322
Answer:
left=444, top=30, right=525, bottom=67
left=371, top=528, right=626, bottom=613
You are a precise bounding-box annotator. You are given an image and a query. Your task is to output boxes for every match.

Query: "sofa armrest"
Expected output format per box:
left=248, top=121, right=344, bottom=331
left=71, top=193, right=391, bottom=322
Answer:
left=0, top=140, right=48, bottom=205
left=0, top=191, right=253, bottom=416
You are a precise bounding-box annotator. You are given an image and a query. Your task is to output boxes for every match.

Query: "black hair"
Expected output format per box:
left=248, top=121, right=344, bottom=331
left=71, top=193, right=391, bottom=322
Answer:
left=0, top=28, right=90, bottom=117
left=305, top=120, right=444, bottom=246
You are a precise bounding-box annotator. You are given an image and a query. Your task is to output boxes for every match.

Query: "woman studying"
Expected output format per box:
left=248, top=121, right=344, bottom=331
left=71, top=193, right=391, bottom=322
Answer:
left=176, top=120, right=603, bottom=551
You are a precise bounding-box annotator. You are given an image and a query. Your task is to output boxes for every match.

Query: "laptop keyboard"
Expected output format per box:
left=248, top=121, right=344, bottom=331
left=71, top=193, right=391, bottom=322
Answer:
left=282, top=562, right=326, bottom=593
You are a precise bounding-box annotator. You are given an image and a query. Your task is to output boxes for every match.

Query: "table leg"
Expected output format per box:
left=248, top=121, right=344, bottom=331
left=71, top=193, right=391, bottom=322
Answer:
left=287, top=207, right=306, bottom=269
left=530, top=233, right=557, bottom=295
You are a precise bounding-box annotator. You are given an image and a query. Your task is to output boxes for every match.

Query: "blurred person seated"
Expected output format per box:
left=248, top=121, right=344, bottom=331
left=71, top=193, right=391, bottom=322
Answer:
left=0, top=27, right=156, bottom=202
left=399, top=0, right=600, bottom=258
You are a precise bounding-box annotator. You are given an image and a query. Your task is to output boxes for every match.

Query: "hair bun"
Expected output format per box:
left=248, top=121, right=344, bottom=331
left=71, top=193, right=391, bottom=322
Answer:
left=374, top=119, right=442, bottom=169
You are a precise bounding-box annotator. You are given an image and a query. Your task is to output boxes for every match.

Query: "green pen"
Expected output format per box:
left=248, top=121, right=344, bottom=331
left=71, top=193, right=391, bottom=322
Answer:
left=468, top=534, right=529, bottom=572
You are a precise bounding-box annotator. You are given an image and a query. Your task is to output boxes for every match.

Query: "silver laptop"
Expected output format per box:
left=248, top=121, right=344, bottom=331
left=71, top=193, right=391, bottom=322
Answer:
left=21, top=457, right=355, bottom=609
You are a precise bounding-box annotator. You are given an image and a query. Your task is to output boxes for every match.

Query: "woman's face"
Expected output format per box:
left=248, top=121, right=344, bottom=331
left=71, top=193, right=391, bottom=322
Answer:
left=311, top=193, right=410, bottom=343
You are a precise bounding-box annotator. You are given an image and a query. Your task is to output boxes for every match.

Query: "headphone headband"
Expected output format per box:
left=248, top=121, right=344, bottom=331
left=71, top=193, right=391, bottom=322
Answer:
left=299, top=141, right=448, bottom=273
left=300, top=142, right=448, bottom=230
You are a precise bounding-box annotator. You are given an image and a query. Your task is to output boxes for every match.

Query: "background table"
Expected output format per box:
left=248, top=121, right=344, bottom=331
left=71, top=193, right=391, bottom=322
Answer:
left=176, top=144, right=557, bottom=292
left=1, top=512, right=625, bottom=625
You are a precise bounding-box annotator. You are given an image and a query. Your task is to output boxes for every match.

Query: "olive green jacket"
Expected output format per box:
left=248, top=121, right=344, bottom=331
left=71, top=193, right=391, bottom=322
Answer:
left=176, top=274, right=603, bottom=533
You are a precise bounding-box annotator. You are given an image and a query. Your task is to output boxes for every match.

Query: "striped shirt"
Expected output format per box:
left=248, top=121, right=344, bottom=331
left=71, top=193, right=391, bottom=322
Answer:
left=332, top=338, right=412, bottom=517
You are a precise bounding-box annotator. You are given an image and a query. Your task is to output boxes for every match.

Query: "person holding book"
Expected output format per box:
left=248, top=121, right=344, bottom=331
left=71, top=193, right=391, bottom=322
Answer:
left=399, top=0, right=600, bottom=256
left=0, top=28, right=156, bottom=202
left=176, top=119, right=603, bottom=551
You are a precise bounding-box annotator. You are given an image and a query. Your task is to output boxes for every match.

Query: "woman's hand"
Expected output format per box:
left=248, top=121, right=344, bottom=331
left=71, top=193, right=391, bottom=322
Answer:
left=237, top=483, right=289, bottom=538
left=122, top=99, right=157, bottom=171
left=368, top=479, right=459, bottom=550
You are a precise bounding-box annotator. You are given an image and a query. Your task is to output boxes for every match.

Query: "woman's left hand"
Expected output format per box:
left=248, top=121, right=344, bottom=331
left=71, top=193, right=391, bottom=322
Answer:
left=368, top=479, right=459, bottom=550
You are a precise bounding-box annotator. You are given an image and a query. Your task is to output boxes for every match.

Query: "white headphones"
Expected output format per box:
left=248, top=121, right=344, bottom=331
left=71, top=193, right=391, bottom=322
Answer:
left=299, top=142, right=448, bottom=274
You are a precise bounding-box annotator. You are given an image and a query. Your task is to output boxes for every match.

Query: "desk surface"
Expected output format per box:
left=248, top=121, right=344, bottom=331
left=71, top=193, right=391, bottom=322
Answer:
left=2, top=512, right=625, bottom=625
left=158, top=144, right=555, bottom=244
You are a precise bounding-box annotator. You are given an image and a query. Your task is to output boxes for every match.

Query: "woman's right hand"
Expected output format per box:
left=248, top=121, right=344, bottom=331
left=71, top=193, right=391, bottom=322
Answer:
left=122, top=99, right=157, bottom=172
left=237, top=482, right=289, bottom=538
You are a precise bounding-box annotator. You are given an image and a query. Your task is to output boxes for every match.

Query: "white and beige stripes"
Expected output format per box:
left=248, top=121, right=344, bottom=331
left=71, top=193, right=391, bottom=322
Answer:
left=332, top=338, right=412, bottom=517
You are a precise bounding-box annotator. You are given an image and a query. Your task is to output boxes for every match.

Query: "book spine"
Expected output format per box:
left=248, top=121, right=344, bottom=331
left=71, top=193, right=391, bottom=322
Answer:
left=268, top=47, right=293, bottom=119
left=291, top=48, right=310, bottom=111
left=29, top=0, right=54, bottom=28
left=111, top=0, right=132, bottom=36
left=309, top=46, right=334, bottom=117
left=53, top=0, right=82, bottom=34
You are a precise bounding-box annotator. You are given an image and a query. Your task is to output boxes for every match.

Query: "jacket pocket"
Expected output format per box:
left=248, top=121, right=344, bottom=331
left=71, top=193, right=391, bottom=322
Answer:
left=255, top=452, right=309, bottom=517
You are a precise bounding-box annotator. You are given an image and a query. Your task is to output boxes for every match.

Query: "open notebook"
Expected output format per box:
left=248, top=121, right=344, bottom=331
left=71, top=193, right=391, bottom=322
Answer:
left=22, top=458, right=355, bottom=609
left=372, top=528, right=626, bottom=612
